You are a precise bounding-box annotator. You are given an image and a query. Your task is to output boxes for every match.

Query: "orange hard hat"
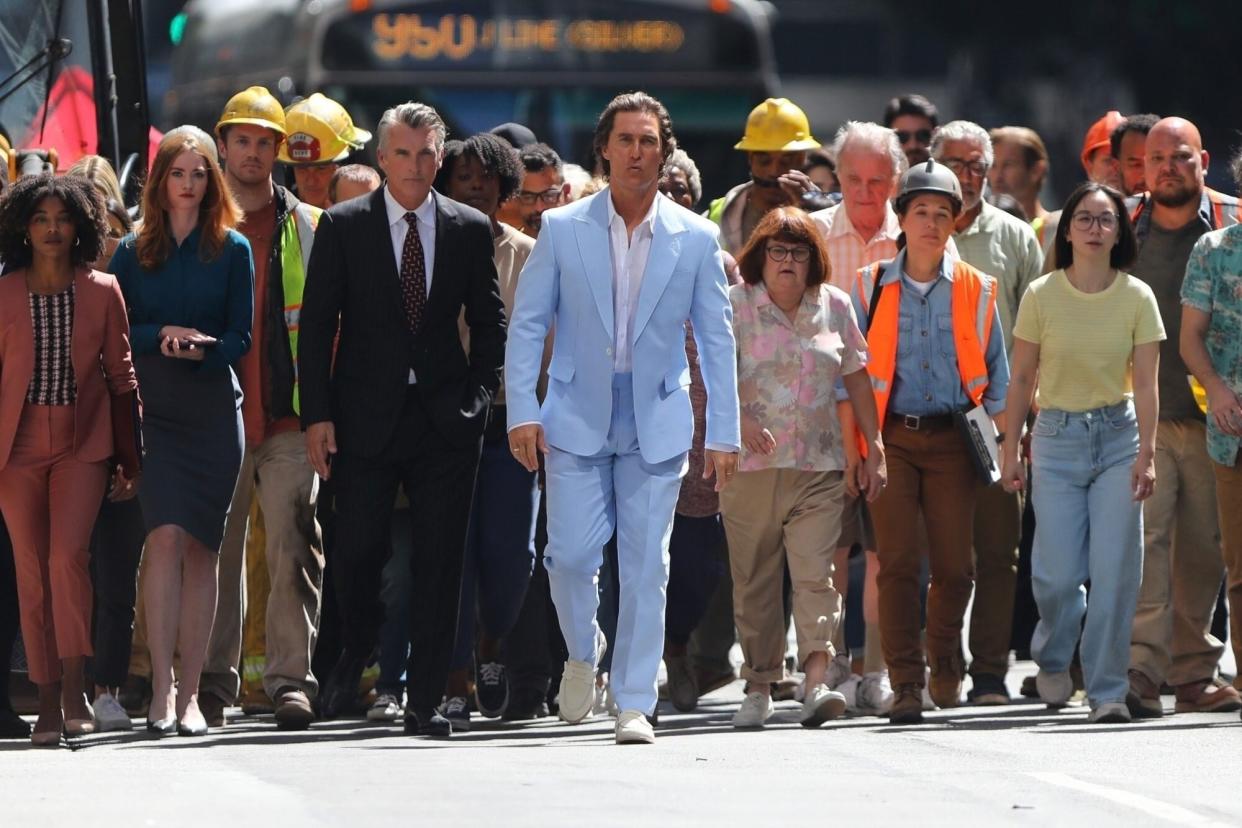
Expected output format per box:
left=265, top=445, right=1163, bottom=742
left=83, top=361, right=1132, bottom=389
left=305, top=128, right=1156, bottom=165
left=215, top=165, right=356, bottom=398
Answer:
left=1081, top=111, right=1124, bottom=173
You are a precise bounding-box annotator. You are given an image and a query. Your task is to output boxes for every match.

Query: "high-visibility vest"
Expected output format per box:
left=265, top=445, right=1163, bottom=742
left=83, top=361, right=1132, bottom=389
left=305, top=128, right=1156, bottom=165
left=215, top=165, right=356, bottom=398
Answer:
left=278, top=201, right=321, bottom=416
left=1129, top=186, right=1240, bottom=231
left=854, top=259, right=997, bottom=430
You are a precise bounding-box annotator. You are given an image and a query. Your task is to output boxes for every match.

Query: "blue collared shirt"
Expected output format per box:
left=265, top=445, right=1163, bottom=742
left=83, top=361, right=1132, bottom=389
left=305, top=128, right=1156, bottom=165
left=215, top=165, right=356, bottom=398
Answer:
left=853, top=249, right=1009, bottom=418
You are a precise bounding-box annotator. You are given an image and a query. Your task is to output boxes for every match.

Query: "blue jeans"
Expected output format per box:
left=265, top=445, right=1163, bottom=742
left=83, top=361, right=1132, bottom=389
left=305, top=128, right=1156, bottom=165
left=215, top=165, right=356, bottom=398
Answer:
left=450, top=436, right=540, bottom=671
left=1030, top=400, right=1143, bottom=706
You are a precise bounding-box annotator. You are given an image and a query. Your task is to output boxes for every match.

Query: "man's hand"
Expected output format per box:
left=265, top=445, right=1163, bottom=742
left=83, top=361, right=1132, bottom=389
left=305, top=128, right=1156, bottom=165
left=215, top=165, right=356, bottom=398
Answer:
left=509, top=423, right=548, bottom=473
left=704, top=449, right=738, bottom=492
left=306, top=421, right=337, bottom=480
left=1206, top=379, right=1242, bottom=437
left=741, top=415, right=776, bottom=456
left=777, top=169, right=816, bottom=204
left=857, top=446, right=887, bottom=502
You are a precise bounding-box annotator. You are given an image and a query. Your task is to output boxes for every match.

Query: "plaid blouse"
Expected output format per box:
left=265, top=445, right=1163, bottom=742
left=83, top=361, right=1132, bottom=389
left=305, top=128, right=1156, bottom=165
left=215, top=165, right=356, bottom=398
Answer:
left=26, top=282, right=76, bottom=405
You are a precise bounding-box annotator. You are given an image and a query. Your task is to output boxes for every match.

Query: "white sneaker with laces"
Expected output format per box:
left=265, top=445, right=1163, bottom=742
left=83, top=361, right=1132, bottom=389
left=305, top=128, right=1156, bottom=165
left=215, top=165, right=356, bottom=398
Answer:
left=615, top=710, right=655, bottom=744
left=559, top=628, right=606, bottom=724
left=366, top=693, right=402, bottom=722
left=838, top=674, right=862, bottom=713
left=800, top=683, right=846, bottom=728
left=732, top=691, right=774, bottom=728
left=858, top=671, right=895, bottom=715
left=93, top=693, right=132, bottom=732
left=825, top=653, right=853, bottom=689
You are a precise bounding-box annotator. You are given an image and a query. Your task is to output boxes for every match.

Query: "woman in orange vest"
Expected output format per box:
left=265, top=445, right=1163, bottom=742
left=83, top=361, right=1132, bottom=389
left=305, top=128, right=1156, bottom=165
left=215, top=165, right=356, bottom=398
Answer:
left=1000, top=183, right=1161, bottom=724
left=849, top=160, right=1009, bottom=725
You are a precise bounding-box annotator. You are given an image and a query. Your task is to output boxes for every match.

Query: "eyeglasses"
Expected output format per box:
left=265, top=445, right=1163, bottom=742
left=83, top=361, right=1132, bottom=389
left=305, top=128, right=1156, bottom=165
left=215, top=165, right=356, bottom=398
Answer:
left=941, top=158, right=988, bottom=178
left=513, top=187, right=562, bottom=206
left=766, top=244, right=812, bottom=263
left=896, top=129, right=932, bottom=145
left=1070, top=212, right=1119, bottom=231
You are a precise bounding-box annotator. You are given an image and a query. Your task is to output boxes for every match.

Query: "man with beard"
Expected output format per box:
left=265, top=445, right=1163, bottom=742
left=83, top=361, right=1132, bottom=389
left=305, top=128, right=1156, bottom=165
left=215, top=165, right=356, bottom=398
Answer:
left=1111, top=114, right=1161, bottom=198
left=706, top=98, right=824, bottom=253
left=495, top=143, right=568, bottom=238
left=1125, top=117, right=1242, bottom=719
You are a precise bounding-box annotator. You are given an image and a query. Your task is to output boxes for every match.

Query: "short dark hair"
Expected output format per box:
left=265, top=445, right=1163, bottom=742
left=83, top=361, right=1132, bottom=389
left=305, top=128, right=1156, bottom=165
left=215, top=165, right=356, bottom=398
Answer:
left=984, top=191, right=1028, bottom=222
left=1053, top=182, right=1137, bottom=271
left=803, top=147, right=835, bottom=173
left=883, top=94, right=940, bottom=129
left=592, top=91, right=676, bottom=177
left=0, top=173, right=107, bottom=269
left=436, top=133, right=525, bottom=203
left=517, top=142, right=562, bottom=176
left=1109, top=113, right=1160, bottom=159
left=735, top=206, right=830, bottom=288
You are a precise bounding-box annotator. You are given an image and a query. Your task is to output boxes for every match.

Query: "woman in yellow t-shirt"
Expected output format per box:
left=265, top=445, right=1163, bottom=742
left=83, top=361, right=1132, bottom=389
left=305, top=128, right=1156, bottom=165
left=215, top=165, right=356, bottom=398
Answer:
left=1000, top=182, right=1163, bottom=725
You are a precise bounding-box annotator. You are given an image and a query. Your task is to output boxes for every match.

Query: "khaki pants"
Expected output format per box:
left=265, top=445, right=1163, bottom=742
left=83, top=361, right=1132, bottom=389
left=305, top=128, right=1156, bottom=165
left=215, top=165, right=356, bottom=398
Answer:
left=969, top=482, right=1022, bottom=678
left=721, top=468, right=845, bottom=684
left=1213, top=455, right=1242, bottom=677
left=1130, top=419, right=1225, bottom=686
left=202, top=431, right=324, bottom=702
left=871, top=422, right=980, bottom=686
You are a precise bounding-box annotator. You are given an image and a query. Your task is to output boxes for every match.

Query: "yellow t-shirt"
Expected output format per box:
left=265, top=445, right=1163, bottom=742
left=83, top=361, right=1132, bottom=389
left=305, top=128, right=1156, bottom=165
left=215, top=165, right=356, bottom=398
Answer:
left=1012, top=269, right=1165, bottom=412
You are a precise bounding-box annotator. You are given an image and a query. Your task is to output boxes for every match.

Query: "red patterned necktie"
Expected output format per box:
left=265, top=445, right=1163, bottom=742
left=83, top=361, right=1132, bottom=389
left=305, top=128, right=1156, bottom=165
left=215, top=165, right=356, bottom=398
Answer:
left=400, top=212, right=428, bottom=336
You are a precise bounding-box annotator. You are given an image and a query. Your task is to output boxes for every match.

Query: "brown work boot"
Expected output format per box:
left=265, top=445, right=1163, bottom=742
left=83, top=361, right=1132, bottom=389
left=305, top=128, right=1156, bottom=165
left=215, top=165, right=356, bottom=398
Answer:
left=1173, top=678, right=1242, bottom=714
left=889, top=683, right=924, bottom=724
left=198, top=693, right=228, bottom=728
left=1125, top=669, right=1163, bottom=719
left=928, top=656, right=963, bottom=710
left=274, top=687, right=316, bottom=730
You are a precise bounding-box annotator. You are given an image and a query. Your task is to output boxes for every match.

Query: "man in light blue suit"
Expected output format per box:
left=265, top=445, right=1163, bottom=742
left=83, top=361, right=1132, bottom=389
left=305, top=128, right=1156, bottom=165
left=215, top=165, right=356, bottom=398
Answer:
left=505, top=92, right=740, bottom=744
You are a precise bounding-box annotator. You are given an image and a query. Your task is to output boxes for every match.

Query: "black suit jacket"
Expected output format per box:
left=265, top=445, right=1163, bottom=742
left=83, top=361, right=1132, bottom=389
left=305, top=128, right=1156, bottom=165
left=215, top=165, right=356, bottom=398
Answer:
left=299, top=187, right=506, bottom=457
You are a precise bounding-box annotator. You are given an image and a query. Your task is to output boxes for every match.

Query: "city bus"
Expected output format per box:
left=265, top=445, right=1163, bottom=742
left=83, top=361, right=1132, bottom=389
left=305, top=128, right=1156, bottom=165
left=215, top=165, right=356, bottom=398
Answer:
left=164, top=0, right=780, bottom=200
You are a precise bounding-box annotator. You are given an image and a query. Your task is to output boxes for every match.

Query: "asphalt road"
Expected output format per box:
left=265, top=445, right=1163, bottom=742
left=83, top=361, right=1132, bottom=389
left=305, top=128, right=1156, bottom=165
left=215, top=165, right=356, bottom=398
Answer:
left=3, top=660, right=1240, bottom=827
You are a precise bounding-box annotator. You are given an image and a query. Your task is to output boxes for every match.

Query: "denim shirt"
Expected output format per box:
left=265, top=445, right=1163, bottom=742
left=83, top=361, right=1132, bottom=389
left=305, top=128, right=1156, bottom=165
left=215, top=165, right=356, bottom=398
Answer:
left=854, top=249, right=1009, bottom=418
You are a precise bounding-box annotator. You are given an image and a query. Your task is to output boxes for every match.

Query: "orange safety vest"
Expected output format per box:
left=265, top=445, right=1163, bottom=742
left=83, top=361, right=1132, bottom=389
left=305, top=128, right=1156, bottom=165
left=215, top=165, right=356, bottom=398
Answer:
left=854, top=259, right=997, bottom=432
left=1129, top=186, right=1240, bottom=231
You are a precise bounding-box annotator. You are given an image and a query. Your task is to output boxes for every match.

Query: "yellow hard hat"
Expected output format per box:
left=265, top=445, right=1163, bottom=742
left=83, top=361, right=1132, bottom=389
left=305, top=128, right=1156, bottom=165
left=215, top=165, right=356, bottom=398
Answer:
left=278, top=93, right=373, bottom=165
left=735, top=98, right=821, bottom=153
left=215, top=86, right=287, bottom=138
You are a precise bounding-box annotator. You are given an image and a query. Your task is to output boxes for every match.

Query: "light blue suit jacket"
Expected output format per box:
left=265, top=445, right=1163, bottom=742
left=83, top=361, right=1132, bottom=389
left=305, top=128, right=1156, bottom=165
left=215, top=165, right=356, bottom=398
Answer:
left=505, top=189, right=740, bottom=465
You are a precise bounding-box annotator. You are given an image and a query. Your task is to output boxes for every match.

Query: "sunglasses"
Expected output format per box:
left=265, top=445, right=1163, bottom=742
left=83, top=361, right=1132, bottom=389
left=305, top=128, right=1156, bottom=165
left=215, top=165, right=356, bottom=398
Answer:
left=896, top=129, right=933, bottom=145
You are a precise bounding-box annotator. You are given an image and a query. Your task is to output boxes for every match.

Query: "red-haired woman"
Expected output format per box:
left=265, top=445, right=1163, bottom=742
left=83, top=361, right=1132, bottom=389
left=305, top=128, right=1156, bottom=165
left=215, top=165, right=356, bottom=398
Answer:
left=0, top=174, right=141, bottom=746
left=109, top=128, right=253, bottom=737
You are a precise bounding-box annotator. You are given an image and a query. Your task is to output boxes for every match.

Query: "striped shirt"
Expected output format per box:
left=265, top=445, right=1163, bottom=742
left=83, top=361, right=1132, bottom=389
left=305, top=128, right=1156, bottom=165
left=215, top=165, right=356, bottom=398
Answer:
left=27, top=282, right=76, bottom=405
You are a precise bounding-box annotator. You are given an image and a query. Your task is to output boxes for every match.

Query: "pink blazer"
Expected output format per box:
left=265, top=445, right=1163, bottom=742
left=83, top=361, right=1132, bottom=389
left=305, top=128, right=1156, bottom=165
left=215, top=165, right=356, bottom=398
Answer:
left=0, top=267, right=138, bottom=470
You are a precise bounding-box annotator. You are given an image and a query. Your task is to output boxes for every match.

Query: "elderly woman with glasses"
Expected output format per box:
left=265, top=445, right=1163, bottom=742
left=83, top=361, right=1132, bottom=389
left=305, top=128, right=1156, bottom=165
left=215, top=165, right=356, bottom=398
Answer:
left=722, top=206, right=885, bottom=730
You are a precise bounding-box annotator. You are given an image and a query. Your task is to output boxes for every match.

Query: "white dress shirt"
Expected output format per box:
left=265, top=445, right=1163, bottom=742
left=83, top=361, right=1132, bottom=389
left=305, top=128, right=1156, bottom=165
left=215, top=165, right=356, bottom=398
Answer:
left=606, top=192, right=659, bottom=373
left=384, top=185, right=436, bottom=382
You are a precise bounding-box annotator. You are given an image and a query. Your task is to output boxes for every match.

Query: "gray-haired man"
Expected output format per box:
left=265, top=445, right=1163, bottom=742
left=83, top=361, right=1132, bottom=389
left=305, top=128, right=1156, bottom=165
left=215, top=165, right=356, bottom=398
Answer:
left=299, top=101, right=507, bottom=736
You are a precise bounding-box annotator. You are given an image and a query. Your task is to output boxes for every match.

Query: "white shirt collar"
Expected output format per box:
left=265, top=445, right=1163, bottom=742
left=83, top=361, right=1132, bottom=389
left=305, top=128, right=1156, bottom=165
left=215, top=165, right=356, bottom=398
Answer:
left=384, top=184, right=436, bottom=230
left=605, top=187, right=660, bottom=235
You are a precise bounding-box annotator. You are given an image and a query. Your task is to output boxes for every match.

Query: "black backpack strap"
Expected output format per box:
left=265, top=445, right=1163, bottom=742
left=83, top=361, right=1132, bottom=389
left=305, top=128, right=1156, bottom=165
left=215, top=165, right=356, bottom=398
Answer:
left=865, top=262, right=889, bottom=330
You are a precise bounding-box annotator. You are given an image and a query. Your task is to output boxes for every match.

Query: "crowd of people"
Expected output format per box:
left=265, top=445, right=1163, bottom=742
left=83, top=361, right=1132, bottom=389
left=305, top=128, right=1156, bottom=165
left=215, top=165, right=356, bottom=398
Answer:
left=0, top=85, right=1240, bottom=748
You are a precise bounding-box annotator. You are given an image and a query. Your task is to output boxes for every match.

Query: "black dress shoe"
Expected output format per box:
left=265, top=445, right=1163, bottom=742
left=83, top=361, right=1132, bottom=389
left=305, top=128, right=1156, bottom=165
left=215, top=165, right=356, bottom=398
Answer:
left=320, top=650, right=369, bottom=719
left=403, top=709, right=452, bottom=738
left=146, top=718, right=176, bottom=737
left=0, top=707, right=31, bottom=739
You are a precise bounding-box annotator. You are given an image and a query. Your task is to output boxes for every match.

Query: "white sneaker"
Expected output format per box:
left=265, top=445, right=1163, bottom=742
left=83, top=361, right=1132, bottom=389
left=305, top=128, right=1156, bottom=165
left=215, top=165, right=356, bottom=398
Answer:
left=93, top=693, right=132, bottom=732
left=1087, top=702, right=1131, bottom=724
left=857, top=671, right=895, bottom=715
left=800, top=683, right=846, bottom=728
left=838, top=674, right=862, bottom=713
left=732, top=691, right=774, bottom=729
left=559, top=628, right=606, bottom=724
left=1037, top=669, right=1074, bottom=708
left=367, top=693, right=403, bottom=721
left=615, top=710, right=655, bottom=744
left=825, top=653, right=853, bottom=689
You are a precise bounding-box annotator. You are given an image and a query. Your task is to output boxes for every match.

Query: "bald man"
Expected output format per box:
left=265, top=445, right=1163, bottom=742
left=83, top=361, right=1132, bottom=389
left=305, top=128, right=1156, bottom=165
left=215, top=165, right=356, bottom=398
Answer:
left=1125, top=117, right=1242, bottom=719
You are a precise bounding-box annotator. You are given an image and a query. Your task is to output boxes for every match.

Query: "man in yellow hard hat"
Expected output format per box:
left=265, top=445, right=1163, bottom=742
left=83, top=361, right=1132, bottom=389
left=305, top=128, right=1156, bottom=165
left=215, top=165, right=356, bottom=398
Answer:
left=279, top=93, right=373, bottom=209
left=202, top=85, right=326, bottom=733
left=705, top=98, right=826, bottom=253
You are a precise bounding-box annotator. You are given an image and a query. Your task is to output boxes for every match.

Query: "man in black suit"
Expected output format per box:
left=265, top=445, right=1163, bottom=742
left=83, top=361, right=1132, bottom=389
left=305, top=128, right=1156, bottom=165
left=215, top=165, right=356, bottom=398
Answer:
left=299, top=101, right=506, bottom=737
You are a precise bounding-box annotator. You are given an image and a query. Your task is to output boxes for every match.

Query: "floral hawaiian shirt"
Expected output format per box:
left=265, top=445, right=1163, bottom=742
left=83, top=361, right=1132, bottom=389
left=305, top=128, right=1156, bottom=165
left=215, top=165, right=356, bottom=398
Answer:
left=1181, top=224, right=1242, bottom=466
left=730, top=281, right=868, bottom=472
